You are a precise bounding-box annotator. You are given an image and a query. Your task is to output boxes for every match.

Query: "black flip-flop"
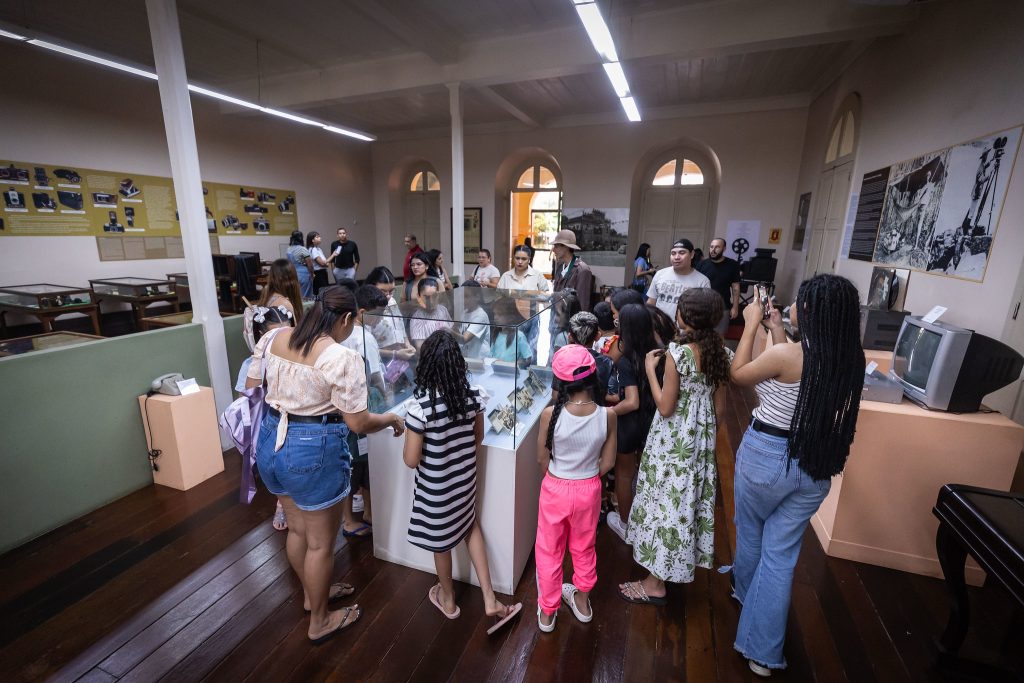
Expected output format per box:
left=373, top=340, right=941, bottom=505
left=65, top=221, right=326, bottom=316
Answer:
left=618, top=581, right=668, bottom=606
left=309, top=606, right=361, bottom=645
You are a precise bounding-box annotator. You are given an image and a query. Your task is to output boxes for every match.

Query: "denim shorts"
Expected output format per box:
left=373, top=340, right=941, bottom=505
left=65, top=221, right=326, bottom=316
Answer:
left=256, top=411, right=351, bottom=511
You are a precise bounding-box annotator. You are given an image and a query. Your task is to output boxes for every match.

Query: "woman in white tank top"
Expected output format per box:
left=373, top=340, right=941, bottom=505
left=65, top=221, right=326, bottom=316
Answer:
left=534, top=345, right=618, bottom=632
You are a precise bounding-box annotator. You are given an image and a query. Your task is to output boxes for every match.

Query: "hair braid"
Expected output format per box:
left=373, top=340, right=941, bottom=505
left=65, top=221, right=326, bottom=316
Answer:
left=676, top=288, right=730, bottom=388
left=787, top=274, right=865, bottom=480
left=545, top=374, right=601, bottom=455
left=414, top=330, right=474, bottom=419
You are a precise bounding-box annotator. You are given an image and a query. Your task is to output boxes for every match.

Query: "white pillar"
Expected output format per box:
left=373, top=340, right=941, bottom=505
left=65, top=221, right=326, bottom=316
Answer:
left=145, top=0, right=233, bottom=416
left=448, top=82, right=465, bottom=281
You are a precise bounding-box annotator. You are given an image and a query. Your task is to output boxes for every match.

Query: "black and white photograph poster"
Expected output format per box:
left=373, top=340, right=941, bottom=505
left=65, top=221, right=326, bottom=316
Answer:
left=871, top=125, right=1021, bottom=281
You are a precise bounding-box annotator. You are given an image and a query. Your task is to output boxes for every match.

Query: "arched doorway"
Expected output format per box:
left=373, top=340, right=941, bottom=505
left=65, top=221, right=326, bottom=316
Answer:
left=403, top=162, right=441, bottom=263
left=634, top=150, right=716, bottom=273
left=509, top=162, right=562, bottom=275
left=807, top=94, right=860, bottom=276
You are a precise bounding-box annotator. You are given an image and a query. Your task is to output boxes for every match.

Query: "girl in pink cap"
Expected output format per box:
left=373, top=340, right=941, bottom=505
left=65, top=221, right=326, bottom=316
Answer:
left=534, top=344, right=618, bottom=632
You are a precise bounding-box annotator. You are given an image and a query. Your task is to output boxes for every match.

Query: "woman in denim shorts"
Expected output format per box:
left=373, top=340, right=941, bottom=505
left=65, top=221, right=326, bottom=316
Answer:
left=247, top=286, right=404, bottom=644
left=728, top=274, right=864, bottom=676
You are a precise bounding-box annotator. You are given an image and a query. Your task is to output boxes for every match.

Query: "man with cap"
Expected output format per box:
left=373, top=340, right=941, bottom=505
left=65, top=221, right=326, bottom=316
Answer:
left=646, top=238, right=710, bottom=319
left=551, top=229, right=593, bottom=312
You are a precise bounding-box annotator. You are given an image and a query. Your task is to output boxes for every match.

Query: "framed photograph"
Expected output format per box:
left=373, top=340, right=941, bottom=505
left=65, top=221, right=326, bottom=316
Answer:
left=792, top=192, right=811, bottom=251
left=451, top=207, right=482, bottom=264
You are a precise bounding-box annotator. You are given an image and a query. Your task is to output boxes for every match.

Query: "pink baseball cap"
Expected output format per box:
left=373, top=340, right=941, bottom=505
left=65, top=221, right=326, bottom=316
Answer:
left=552, top=344, right=597, bottom=382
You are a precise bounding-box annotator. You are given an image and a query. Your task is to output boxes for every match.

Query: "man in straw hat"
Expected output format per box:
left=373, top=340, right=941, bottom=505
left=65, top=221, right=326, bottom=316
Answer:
left=551, top=229, right=594, bottom=312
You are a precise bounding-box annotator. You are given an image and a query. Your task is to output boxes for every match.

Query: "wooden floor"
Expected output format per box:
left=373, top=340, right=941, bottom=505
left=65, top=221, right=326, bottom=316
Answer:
left=1, top=383, right=1021, bottom=682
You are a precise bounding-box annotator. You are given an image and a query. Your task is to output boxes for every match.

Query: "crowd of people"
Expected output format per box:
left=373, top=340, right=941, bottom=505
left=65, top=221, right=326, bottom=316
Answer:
left=234, top=226, right=865, bottom=676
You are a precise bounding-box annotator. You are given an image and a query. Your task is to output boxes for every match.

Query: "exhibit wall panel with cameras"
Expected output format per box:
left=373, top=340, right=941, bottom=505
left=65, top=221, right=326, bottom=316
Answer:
left=0, top=322, right=212, bottom=553
left=0, top=158, right=298, bottom=244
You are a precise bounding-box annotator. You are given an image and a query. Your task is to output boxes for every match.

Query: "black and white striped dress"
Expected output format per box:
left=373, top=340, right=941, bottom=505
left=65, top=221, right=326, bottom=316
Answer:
left=405, top=386, right=488, bottom=553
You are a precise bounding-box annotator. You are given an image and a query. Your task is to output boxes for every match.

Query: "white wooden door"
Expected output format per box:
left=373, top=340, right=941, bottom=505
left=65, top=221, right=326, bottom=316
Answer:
left=638, top=186, right=711, bottom=271
left=986, top=267, right=1024, bottom=424
left=402, top=192, right=442, bottom=268
left=807, top=162, right=853, bottom=275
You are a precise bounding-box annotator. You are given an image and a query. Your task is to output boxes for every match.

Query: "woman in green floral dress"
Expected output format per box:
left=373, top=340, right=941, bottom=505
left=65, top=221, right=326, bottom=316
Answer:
left=620, top=289, right=732, bottom=604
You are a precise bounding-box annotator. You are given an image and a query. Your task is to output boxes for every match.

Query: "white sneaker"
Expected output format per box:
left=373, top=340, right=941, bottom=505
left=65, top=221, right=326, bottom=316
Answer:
left=352, top=493, right=364, bottom=513
left=607, top=510, right=630, bottom=544
left=748, top=659, right=772, bottom=677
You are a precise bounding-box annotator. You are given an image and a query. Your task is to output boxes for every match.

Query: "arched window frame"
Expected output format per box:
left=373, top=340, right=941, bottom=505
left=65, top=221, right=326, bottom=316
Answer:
left=823, top=93, right=861, bottom=169
left=513, top=163, right=561, bottom=191
left=407, top=163, right=441, bottom=193
left=649, top=157, right=706, bottom=187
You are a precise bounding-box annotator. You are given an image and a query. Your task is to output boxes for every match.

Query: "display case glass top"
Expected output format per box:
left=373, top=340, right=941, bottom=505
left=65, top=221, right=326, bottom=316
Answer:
left=0, top=331, right=102, bottom=357
left=363, top=287, right=575, bottom=449
left=89, top=277, right=174, bottom=298
left=0, top=283, right=93, bottom=309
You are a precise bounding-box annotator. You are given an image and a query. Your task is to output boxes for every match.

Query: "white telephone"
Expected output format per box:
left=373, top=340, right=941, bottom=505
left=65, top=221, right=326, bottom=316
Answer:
left=150, top=373, right=185, bottom=396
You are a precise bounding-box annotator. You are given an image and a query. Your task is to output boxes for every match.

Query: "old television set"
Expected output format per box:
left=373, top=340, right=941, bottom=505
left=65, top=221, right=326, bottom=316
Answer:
left=889, top=316, right=1023, bottom=412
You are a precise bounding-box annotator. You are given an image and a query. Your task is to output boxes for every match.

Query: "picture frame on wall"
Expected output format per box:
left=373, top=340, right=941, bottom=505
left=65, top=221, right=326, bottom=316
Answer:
left=452, top=206, right=482, bottom=264
left=792, top=192, right=811, bottom=251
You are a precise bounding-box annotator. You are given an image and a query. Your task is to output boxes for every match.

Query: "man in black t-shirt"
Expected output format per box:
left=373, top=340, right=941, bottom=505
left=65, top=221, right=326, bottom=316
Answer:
left=697, top=237, right=741, bottom=333
left=329, top=227, right=360, bottom=282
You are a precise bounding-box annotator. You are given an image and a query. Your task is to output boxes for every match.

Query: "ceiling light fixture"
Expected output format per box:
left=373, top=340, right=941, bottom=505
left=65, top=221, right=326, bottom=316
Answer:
left=0, top=30, right=375, bottom=141
left=572, top=1, right=641, bottom=122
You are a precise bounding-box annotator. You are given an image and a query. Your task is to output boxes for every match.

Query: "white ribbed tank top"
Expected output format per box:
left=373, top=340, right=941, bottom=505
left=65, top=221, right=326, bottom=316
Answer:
left=549, top=406, right=608, bottom=480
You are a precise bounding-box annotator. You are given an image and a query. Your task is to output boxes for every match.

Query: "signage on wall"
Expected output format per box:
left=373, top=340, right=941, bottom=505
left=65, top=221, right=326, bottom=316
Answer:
left=768, top=228, right=782, bottom=245
left=0, top=158, right=298, bottom=239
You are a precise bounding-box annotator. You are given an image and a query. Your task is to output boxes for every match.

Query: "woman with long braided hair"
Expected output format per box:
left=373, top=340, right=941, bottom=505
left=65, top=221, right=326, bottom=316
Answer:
left=619, top=288, right=732, bottom=605
left=729, top=274, right=864, bottom=676
left=534, top=345, right=617, bottom=632
left=402, top=330, right=522, bottom=634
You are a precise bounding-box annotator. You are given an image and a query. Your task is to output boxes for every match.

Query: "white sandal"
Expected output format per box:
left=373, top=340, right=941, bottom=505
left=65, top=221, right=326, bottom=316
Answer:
left=561, top=583, right=593, bottom=623
left=537, top=605, right=557, bottom=633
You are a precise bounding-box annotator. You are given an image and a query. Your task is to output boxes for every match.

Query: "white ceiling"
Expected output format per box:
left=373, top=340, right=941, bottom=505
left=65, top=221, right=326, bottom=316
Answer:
left=0, top=0, right=922, bottom=137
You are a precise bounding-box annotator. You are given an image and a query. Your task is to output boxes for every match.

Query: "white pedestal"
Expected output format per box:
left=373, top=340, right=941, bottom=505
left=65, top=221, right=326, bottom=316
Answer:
left=367, top=417, right=543, bottom=595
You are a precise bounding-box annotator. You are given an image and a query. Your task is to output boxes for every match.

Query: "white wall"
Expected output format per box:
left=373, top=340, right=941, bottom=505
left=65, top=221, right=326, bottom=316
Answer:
left=370, top=107, right=808, bottom=289
left=0, top=41, right=375, bottom=322
left=780, top=0, right=1024, bottom=339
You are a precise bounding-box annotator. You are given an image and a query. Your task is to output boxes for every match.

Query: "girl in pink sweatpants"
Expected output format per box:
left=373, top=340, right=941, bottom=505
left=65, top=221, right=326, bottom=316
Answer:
left=535, top=343, right=618, bottom=632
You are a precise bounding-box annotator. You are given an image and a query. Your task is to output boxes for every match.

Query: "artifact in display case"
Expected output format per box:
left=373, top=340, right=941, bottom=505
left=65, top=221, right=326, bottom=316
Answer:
left=89, top=277, right=174, bottom=299
left=0, top=283, right=92, bottom=309
left=363, top=287, right=574, bottom=448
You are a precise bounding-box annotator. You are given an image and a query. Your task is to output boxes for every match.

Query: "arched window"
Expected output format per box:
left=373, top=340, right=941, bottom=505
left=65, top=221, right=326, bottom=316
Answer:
left=510, top=162, right=562, bottom=275
left=650, top=157, right=705, bottom=186
left=409, top=170, right=440, bottom=192
left=825, top=107, right=857, bottom=165
left=516, top=164, right=559, bottom=190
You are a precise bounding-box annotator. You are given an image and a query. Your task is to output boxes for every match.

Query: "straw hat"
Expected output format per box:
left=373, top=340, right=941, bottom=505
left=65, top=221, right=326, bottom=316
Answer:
left=551, top=229, right=581, bottom=250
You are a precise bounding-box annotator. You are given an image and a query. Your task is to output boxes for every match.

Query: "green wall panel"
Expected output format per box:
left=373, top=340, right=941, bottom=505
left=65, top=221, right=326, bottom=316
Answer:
left=0, top=324, right=212, bottom=553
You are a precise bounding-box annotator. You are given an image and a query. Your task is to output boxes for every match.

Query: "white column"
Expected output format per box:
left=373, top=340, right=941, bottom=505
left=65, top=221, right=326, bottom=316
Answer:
left=448, top=82, right=465, bottom=281
left=145, top=0, right=233, bottom=416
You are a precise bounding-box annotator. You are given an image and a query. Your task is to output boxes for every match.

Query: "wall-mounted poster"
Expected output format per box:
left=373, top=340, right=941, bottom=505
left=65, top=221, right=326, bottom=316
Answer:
left=451, top=207, right=482, bottom=264
left=560, top=208, right=629, bottom=266
left=869, top=126, right=1021, bottom=281
left=0, top=158, right=298, bottom=239
left=792, top=192, right=811, bottom=251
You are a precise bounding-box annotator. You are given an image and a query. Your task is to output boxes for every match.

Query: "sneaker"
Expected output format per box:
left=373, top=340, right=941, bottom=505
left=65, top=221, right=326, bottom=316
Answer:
left=748, top=660, right=772, bottom=677
left=352, top=494, right=364, bottom=513
left=607, top=510, right=629, bottom=544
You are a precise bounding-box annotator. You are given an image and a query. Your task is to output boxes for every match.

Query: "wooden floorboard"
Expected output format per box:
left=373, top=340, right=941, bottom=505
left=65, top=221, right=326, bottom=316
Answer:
left=1, top=385, right=1021, bottom=682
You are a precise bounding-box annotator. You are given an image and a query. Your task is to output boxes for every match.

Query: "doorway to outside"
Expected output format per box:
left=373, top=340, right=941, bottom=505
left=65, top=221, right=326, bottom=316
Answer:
left=510, top=164, right=561, bottom=275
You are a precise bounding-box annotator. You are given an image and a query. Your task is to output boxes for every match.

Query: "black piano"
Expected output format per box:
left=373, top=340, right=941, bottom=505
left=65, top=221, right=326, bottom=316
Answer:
left=933, top=484, right=1024, bottom=674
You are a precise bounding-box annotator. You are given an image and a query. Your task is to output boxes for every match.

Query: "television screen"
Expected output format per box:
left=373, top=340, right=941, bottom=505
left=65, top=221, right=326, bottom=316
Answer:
left=893, top=325, right=942, bottom=390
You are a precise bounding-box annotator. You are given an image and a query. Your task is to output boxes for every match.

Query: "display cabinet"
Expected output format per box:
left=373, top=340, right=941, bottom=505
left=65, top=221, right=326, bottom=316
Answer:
left=0, top=331, right=102, bottom=358
left=363, top=287, right=573, bottom=448
left=167, top=272, right=191, bottom=305
left=364, top=288, right=577, bottom=594
left=0, top=284, right=100, bottom=335
left=90, top=277, right=179, bottom=330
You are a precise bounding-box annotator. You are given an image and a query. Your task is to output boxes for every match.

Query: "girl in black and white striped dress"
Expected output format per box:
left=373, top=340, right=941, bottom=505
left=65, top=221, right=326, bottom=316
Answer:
left=403, top=330, right=522, bottom=634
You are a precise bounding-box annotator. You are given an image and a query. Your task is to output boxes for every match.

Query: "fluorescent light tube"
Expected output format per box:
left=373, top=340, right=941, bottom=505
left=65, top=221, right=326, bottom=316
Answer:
left=323, top=125, right=376, bottom=142
left=187, top=84, right=262, bottom=111
left=28, top=39, right=157, bottom=80
left=603, top=62, right=630, bottom=98
left=259, top=107, right=323, bottom=126
left=574, top=2, right=618, bottom=63
left=0, top=28, right=29, bottom=41
left=620, top=96, right=641, bottom=122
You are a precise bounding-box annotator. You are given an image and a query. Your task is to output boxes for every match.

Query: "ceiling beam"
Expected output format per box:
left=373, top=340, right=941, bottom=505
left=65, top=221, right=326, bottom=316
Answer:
left=349, top=0, right=459, bottom=65
left=232, top=0, right=917, bottom=110
left=475, top=85, right=541, bottom=127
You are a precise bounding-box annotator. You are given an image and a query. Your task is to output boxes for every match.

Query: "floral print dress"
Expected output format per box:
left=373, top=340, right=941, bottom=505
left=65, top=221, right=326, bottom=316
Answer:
left=626, top=343, right=731, bottom=583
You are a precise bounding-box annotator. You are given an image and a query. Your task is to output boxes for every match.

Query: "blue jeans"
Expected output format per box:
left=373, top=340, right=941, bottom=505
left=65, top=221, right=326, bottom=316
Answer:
left=256, top=411, right=351, bottom=511
left=297, top=268, right=313, bottom=298
left=731, top=426, right=830, bottom=669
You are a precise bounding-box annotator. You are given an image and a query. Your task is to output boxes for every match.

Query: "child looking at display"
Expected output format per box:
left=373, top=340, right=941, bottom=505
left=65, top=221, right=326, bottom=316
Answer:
left=619, top=288, right=732, bottom=604
left=403, top=330, right=522, bottom=634
left=490, top=297, right=533, bottom=366
left=535, top=345, right=617, bottom=632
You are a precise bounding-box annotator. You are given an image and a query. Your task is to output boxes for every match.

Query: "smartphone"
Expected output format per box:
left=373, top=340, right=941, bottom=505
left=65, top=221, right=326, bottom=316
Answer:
left=755, top=283, right=772, bottom=320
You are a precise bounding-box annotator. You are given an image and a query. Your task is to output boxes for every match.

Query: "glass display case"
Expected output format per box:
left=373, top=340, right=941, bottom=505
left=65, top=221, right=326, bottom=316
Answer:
left=89, top=277, right=173, bottom=298
left=0, top=331, right=102, bottom=358
left=0, top=283, right=92, bottom=309
left=363, top=287, right=576, bottom=449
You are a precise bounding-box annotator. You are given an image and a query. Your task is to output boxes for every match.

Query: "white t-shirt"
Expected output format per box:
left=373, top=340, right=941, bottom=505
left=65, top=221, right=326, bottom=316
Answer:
left=310, top=246, right=327, bottom=271
left=341, top=324, right=383, bottom=379
left=473, top=264, right=500, bottom=284
left=497, top=267, right=549, bottom=292
left=460, top=306, right=491, bottom=358
left=646, top=267, right=710, bottom=319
